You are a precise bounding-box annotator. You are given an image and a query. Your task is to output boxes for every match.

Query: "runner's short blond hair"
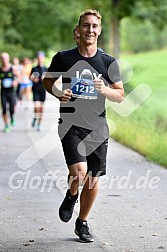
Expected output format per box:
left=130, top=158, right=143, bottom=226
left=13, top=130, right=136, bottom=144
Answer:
left=1, top=52, right=10, bottom=60
left=78, top=9, right=102, bottom=26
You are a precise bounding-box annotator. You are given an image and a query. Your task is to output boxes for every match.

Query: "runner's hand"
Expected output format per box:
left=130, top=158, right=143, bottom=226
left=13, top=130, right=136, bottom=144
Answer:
left=59, top=89, right=72, bottom=102
left=94, top=79, right=106, bottom=94
left=33, top=77, right=40, bottom=83
left=12, top=80, right=18, bottom=87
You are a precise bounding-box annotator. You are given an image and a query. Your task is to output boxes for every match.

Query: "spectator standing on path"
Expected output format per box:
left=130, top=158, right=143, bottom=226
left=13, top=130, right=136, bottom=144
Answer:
left=0, top=52, right=18, bottom=132
left=43, top=9, right=124, bottom=243
left=30, top=51, right=47, bottom=131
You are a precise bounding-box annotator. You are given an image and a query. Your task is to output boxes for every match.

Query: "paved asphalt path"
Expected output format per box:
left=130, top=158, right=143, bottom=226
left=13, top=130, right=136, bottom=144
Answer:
left=0, top=94, right=167, bottom=252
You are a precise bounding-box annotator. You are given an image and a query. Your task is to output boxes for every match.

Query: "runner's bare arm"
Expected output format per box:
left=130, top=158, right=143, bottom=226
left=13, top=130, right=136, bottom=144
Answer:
left=43, top=75, right=72, bottom=102
left=94, top=79, right=124, bottom=103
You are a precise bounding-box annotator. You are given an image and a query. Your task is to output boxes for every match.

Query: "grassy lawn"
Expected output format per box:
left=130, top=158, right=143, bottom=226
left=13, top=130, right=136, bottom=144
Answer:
left=107, top=49, right=167, bottom=168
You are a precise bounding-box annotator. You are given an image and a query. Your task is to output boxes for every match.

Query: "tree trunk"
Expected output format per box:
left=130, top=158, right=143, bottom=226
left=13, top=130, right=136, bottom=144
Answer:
left=109, top=0, right=120, bottom=59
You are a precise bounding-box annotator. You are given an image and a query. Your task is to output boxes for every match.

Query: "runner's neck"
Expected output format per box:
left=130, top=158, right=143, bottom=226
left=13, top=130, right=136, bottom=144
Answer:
left=1, top=63, right=11, bottom=72
left=78, top=44, right=97, bottom=58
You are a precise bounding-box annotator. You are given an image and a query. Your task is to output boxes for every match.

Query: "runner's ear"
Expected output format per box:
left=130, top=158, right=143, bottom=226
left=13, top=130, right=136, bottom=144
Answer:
left=76, top=25, right=79, bottom=34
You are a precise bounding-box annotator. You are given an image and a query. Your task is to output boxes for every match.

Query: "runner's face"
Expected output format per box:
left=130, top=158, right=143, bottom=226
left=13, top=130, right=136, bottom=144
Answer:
left=1, top=54, right=10, bottom=65
left=38, top=55, right=45, bottom=65
left=79, top=15, right=101, bottom=46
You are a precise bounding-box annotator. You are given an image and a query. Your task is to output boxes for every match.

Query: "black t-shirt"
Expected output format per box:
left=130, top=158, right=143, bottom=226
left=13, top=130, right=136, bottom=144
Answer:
left=31, top=65, right=47, bottom=92
left=47, top=47, right=121, bottom=130
left=0, top=67, right=14, bottom=92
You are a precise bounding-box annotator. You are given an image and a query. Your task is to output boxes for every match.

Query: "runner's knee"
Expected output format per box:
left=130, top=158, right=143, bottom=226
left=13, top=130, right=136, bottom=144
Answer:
left=69, top=163, right=87, bottom=185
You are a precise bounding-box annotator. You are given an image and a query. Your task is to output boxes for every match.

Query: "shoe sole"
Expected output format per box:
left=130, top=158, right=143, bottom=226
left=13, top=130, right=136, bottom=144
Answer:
left=74, top=229, right=94, bottom=243
left=3, top=128, right=10, bottom=133
left=59, top=216, right=70, bottom=222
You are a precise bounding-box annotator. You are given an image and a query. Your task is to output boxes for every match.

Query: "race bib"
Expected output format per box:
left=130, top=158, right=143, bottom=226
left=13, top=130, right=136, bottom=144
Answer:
left=71, top=77, right=98, bottom=100
left=2, top=78, right=13, bottom=88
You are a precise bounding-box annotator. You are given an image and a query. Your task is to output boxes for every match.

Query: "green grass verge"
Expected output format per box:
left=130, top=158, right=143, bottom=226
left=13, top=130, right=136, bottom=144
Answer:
left=107, top=49, right=167, bottom=168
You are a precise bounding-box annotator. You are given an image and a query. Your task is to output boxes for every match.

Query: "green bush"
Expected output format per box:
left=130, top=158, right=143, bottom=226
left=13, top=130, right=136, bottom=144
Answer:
left=108, top=49, right=167, bottom=168
left=121, top=17, right=167, bottom=53
left=0, top=43, right=33, bottom=61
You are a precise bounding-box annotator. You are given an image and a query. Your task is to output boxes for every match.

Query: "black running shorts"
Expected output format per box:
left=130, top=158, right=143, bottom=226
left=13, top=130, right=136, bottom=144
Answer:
left=33, top=91, right=46, bottom=102
left=59, top=125, right=108, bottom=177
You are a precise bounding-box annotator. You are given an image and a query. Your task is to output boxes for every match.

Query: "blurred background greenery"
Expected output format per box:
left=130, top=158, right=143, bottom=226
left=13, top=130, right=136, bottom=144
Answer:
left=1, top=0, right=167, bottom=59
left=0, top=0, right=167, bottom=167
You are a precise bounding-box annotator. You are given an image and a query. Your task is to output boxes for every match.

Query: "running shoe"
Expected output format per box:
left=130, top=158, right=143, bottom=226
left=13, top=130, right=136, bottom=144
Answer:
left=11, top=119, right=16, bottom=127
left=31, top=118, right=36, bottom=128
left=37, top=125, right=42, bottom=131
left=59, top=189, right=78, bottom=222
left=3, top=125, right=10, bottom=133
left=75, top=218, right=94, bottom=243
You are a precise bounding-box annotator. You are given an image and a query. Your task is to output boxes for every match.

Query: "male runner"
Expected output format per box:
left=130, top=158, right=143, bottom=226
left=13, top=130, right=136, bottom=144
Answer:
left=30, top=51, right=47, bottom=131
left=73, top=26, right=80, bottom=46
left=43, top=9, right=124, bottom=242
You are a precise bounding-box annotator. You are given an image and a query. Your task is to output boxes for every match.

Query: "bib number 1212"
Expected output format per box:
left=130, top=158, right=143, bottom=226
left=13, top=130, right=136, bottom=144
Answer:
left=71, top=77, right=98, bottom=100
